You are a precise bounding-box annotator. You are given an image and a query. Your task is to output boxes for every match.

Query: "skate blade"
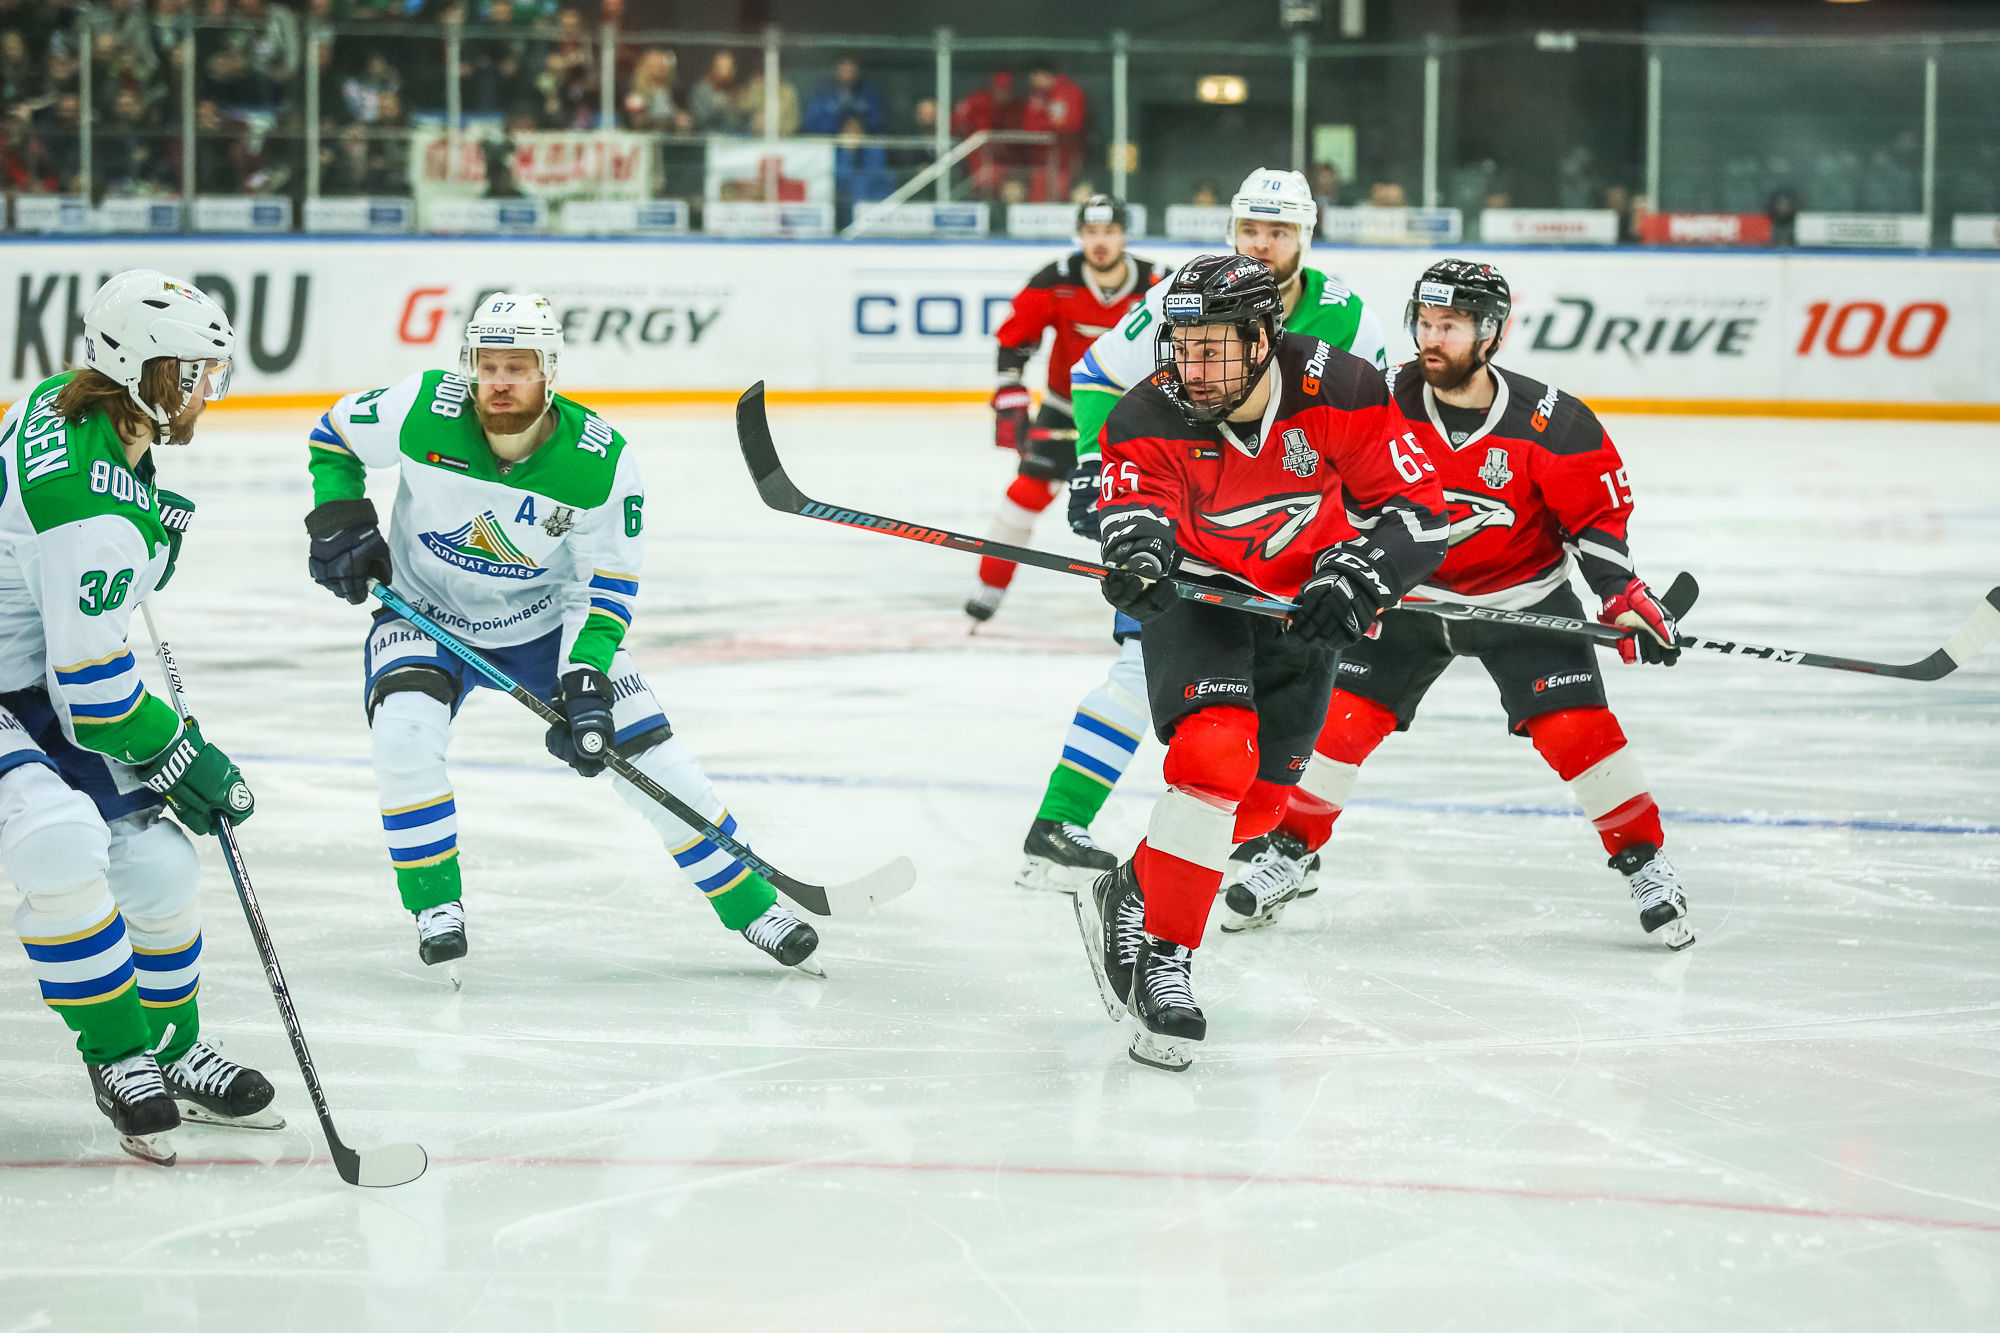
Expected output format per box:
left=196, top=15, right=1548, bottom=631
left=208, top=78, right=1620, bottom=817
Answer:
left=1654, top=919, right=1696, bottom=951
left=178, top=1102, right=287, bottom=1131
left=446, top=963, right=461, bottom=991
left=1071, top=890, right=1124, bottom=1021
left=117, top=1131, right=178, bottom=1166
left=1015, top=855, right=1100, bottom=895
left=1127, top=1028, right=1194, bottom=1073
left=791, top=957, right=828, bottom=979
left=1219, top=905, right=1286, bottom=934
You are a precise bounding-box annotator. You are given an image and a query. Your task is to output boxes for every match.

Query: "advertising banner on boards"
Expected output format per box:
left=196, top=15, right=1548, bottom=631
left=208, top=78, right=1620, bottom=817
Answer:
left=2, top=240, right=1993, bottom=414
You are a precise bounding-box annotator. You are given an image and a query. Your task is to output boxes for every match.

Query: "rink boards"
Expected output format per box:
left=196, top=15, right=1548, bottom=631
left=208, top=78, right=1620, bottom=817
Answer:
left=3, top=239, right=1999, bottom=419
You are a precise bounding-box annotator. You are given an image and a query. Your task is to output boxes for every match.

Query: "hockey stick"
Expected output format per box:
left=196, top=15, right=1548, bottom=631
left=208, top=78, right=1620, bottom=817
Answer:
left=367, top=582, right=914, bottom=917
left=1662, top=575, right=2000, bottom=681
left=737, top=380, right=1678, bottom=647
left=140, top=601, right=428, bottom=1189
left=743, top=383, right=2000, bottom=679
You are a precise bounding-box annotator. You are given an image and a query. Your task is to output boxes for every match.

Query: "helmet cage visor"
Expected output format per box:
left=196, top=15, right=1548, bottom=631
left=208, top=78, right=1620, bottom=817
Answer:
left=1155, top=314, right=1278, bottom=425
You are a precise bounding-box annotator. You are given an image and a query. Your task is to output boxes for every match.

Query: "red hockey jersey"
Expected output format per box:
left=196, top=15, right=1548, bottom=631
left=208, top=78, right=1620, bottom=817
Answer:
left=995, top=253, right=1166, bottom=408
left=1386, top=362, right=1639, bottom=609
left=1098, top=336, right=1447, bottom=602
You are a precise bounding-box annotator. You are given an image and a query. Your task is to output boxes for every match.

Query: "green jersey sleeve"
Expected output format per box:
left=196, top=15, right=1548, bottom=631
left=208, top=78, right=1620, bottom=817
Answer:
left=564, top=443, right=646, bottom=674
left=308, top=372, right=428, bottom=505
left=38, top=512, right=180, bottom=764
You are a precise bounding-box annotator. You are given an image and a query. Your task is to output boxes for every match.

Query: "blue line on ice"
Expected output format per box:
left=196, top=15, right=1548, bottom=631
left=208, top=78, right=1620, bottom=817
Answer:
left=241, top=753, right=2000, bottom=839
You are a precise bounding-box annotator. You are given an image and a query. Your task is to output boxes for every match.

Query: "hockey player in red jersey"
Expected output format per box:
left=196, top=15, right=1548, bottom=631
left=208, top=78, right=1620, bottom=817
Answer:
left=1226, top=259, right=1696, bottom=950
left=1076, top=254, right=1447, bottom=1070
left=965, top=195, right=1167, bottom=626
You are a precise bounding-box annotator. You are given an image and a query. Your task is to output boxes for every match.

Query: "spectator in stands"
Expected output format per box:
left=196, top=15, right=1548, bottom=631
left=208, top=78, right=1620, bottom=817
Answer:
left=1189, top=179, right=1219, bottom=206
left=950, top=70, right=1018, bottom=199
left=739, top=60, right=799, bottom=137
left=1021, top=62, right=1084, bottom=202
left=0, top=28, right=47, bottom=112
left=30, top=89, right=84, bottom=193
left=1767, top=186, right=1798, bottom=247
left=237, top=0, right=302, bottom=108
left=534, top=44, right=593, bottom=128
left=342, top=50, right=400, bottom=123
left=319, top=120, right=375, bottom=195
left=99, top=83, right=173, bottom=194
left=1, top=116, right=56, bottom=193
left=834, top=112, right=894, bottom=210
left=625, top=48, right=691, bottom=133
left=1367, top=180, right=1406, bottom=208
left=1603, top=184, right=1635, bottom=242
left=691, top=49, right=746, bottom=133
left=465, top=0, right=541, bottom=116
left=92, top=0, right=160, bottom=87
left=198, top=0, right=255, bottom=106
left=152, top=0, right=190, bottom=87
left=1312, top=160, right=1340, bottom=213
left=192, top=96, right=246, bottom=195
left=912, top=95, right=936, bottom=135
left=804, top=57, right=885, bottom=136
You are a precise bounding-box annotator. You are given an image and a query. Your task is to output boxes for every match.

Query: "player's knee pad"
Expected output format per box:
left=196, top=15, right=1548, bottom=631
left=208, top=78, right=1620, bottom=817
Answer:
left=104, top=813, right=201, bottom=934
left=1233, top=779, right=1290, bottom=844
left=0, top=764, right=111, bottom=899
left=615, top=720, right=674, bottom=761
left=1004, top=472, right=1058, bottom=512
left=1162, top=705, right=1260, bottom=805
left=370, top=688, right=453, bottom=785
left=1316, top=691, right=1397, bottom=765
left=1526, top=707, right=1629, bottom=782
left=366, top=664, right=457, bottom=724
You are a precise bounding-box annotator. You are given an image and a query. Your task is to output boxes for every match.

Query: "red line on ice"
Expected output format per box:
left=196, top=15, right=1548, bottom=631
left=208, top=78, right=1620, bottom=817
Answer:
left=4, top=1152, right=1997, bottom=1235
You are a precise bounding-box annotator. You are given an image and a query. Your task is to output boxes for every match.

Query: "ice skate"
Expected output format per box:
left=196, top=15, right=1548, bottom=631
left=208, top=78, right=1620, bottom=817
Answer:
left=1611, top=842, right=1694, bottom=950
left=1073, top=860, right=1145, bottom=1019
left=89, top=1052, right=181, bottom=1166
left=963, top=583, right=1006, bottom=630
left=161, top=1040, right=284, bottom=1130
left=1221, top=831, right=1320, bottom=932
left=1127, top=935, right=1206, bottom=1072
left=1017, top=817, right=1117, bottom=892
left=742, top=903, right=825, bottom=976
left=415, top=900, right=468, bottom=974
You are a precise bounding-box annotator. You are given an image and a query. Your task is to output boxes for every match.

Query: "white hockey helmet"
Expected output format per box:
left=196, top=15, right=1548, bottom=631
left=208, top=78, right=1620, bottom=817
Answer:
left=81, top=269, right=236, bottom=426
left=1228, top=167, right=1318, bottom=250
left=462, top=291, right=564, bottom=388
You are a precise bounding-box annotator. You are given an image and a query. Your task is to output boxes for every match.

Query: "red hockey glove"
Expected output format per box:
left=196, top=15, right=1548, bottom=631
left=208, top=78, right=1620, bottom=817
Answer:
left=1600, top=577, right=1681, bottom=666
left=991, top=382, right=1031, bottom=453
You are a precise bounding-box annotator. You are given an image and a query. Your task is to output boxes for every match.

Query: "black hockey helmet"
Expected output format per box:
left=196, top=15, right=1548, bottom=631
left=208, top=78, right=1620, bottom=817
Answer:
left=1155, top=253, right=1285, bottom=423
left=1404, top=259, right=1512, bottom=359
left=1075, top=193, right=1130, bottom=232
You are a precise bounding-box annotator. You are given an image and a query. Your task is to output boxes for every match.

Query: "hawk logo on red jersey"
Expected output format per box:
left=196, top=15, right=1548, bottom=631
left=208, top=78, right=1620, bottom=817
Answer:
left=1196, top=493, right=1321, bottom=560
left=1442, top=488, right=1516, bottom=546
left=1479, top=447, right=1512, bottom=490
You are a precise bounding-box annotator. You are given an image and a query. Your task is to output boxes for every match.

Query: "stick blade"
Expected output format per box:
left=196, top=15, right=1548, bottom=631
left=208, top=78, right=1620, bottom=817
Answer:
left=735, top=381, right=807, bottom=511
left=824, top=856, right=918, bottom=916
left=1945, top=588, right=2000, bottom=667
left=336, top=1139, right=429, bottom=1189
left=1661, top=571, right=1700, bottom=622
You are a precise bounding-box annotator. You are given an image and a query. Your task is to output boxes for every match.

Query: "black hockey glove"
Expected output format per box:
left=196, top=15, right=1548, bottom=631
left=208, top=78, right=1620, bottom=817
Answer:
left=545, top=666, right=615, bottom=777
left=1065, top=460, right=1103, bottom=539
left=1098, top=509, right=1182, bottom=622
left=154, top=488, right=195, bottom=591
left=305, top=498, right=394, bottom=605
left=1293, top=551, right=1388, bottom=654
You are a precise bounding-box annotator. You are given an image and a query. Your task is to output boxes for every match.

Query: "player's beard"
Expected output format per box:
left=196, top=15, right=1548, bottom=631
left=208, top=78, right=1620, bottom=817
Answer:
left=1417, top=343, right=1482, bottom=393
left=475, top=388, right=549, bottom=437
left=1263, top=248, right=1301, bottom=289
left=1084, top=246, right=1124, bottom=276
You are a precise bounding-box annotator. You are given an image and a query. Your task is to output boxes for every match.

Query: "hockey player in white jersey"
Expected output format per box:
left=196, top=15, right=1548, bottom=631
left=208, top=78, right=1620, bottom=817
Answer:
left=0, top=270, right=278, bottom=1165
left=303, top=293, right=822, bottom=973
left=1015, top=167, right=1389, bottom=892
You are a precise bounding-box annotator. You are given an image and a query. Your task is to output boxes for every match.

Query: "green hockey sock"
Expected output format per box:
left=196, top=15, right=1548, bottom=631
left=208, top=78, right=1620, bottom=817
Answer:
left=54, top=986, right=154, bottom=1066
left=706, top=870, right=779, bottom=931
left=396, top=854, right=463, bottom=914
left=143, top=994, right=201, bottom=1065
left=1036, top=763, right=1117, bottom=828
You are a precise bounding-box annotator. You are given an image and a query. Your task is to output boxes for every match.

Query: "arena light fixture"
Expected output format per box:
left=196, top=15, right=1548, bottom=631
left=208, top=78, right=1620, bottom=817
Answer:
left=1198, top=75, right=1249, bottom=105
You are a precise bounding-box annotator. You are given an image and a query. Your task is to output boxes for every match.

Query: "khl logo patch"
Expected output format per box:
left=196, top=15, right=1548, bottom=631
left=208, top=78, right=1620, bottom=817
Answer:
left=1479, top=446, right=1513, bottom=490
left=1280, top=427, right=1318, bottom=479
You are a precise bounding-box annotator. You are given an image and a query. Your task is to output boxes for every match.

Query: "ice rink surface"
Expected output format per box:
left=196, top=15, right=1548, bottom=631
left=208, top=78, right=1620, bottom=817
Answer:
left=2, top=402, right=1997, bottom=1332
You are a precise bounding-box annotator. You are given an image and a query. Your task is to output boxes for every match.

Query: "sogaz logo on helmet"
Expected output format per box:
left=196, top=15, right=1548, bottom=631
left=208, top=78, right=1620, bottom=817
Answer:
left=1418, top=281, right=1456, bottom=307
left=1163, top=294, right=1205, bottom=319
